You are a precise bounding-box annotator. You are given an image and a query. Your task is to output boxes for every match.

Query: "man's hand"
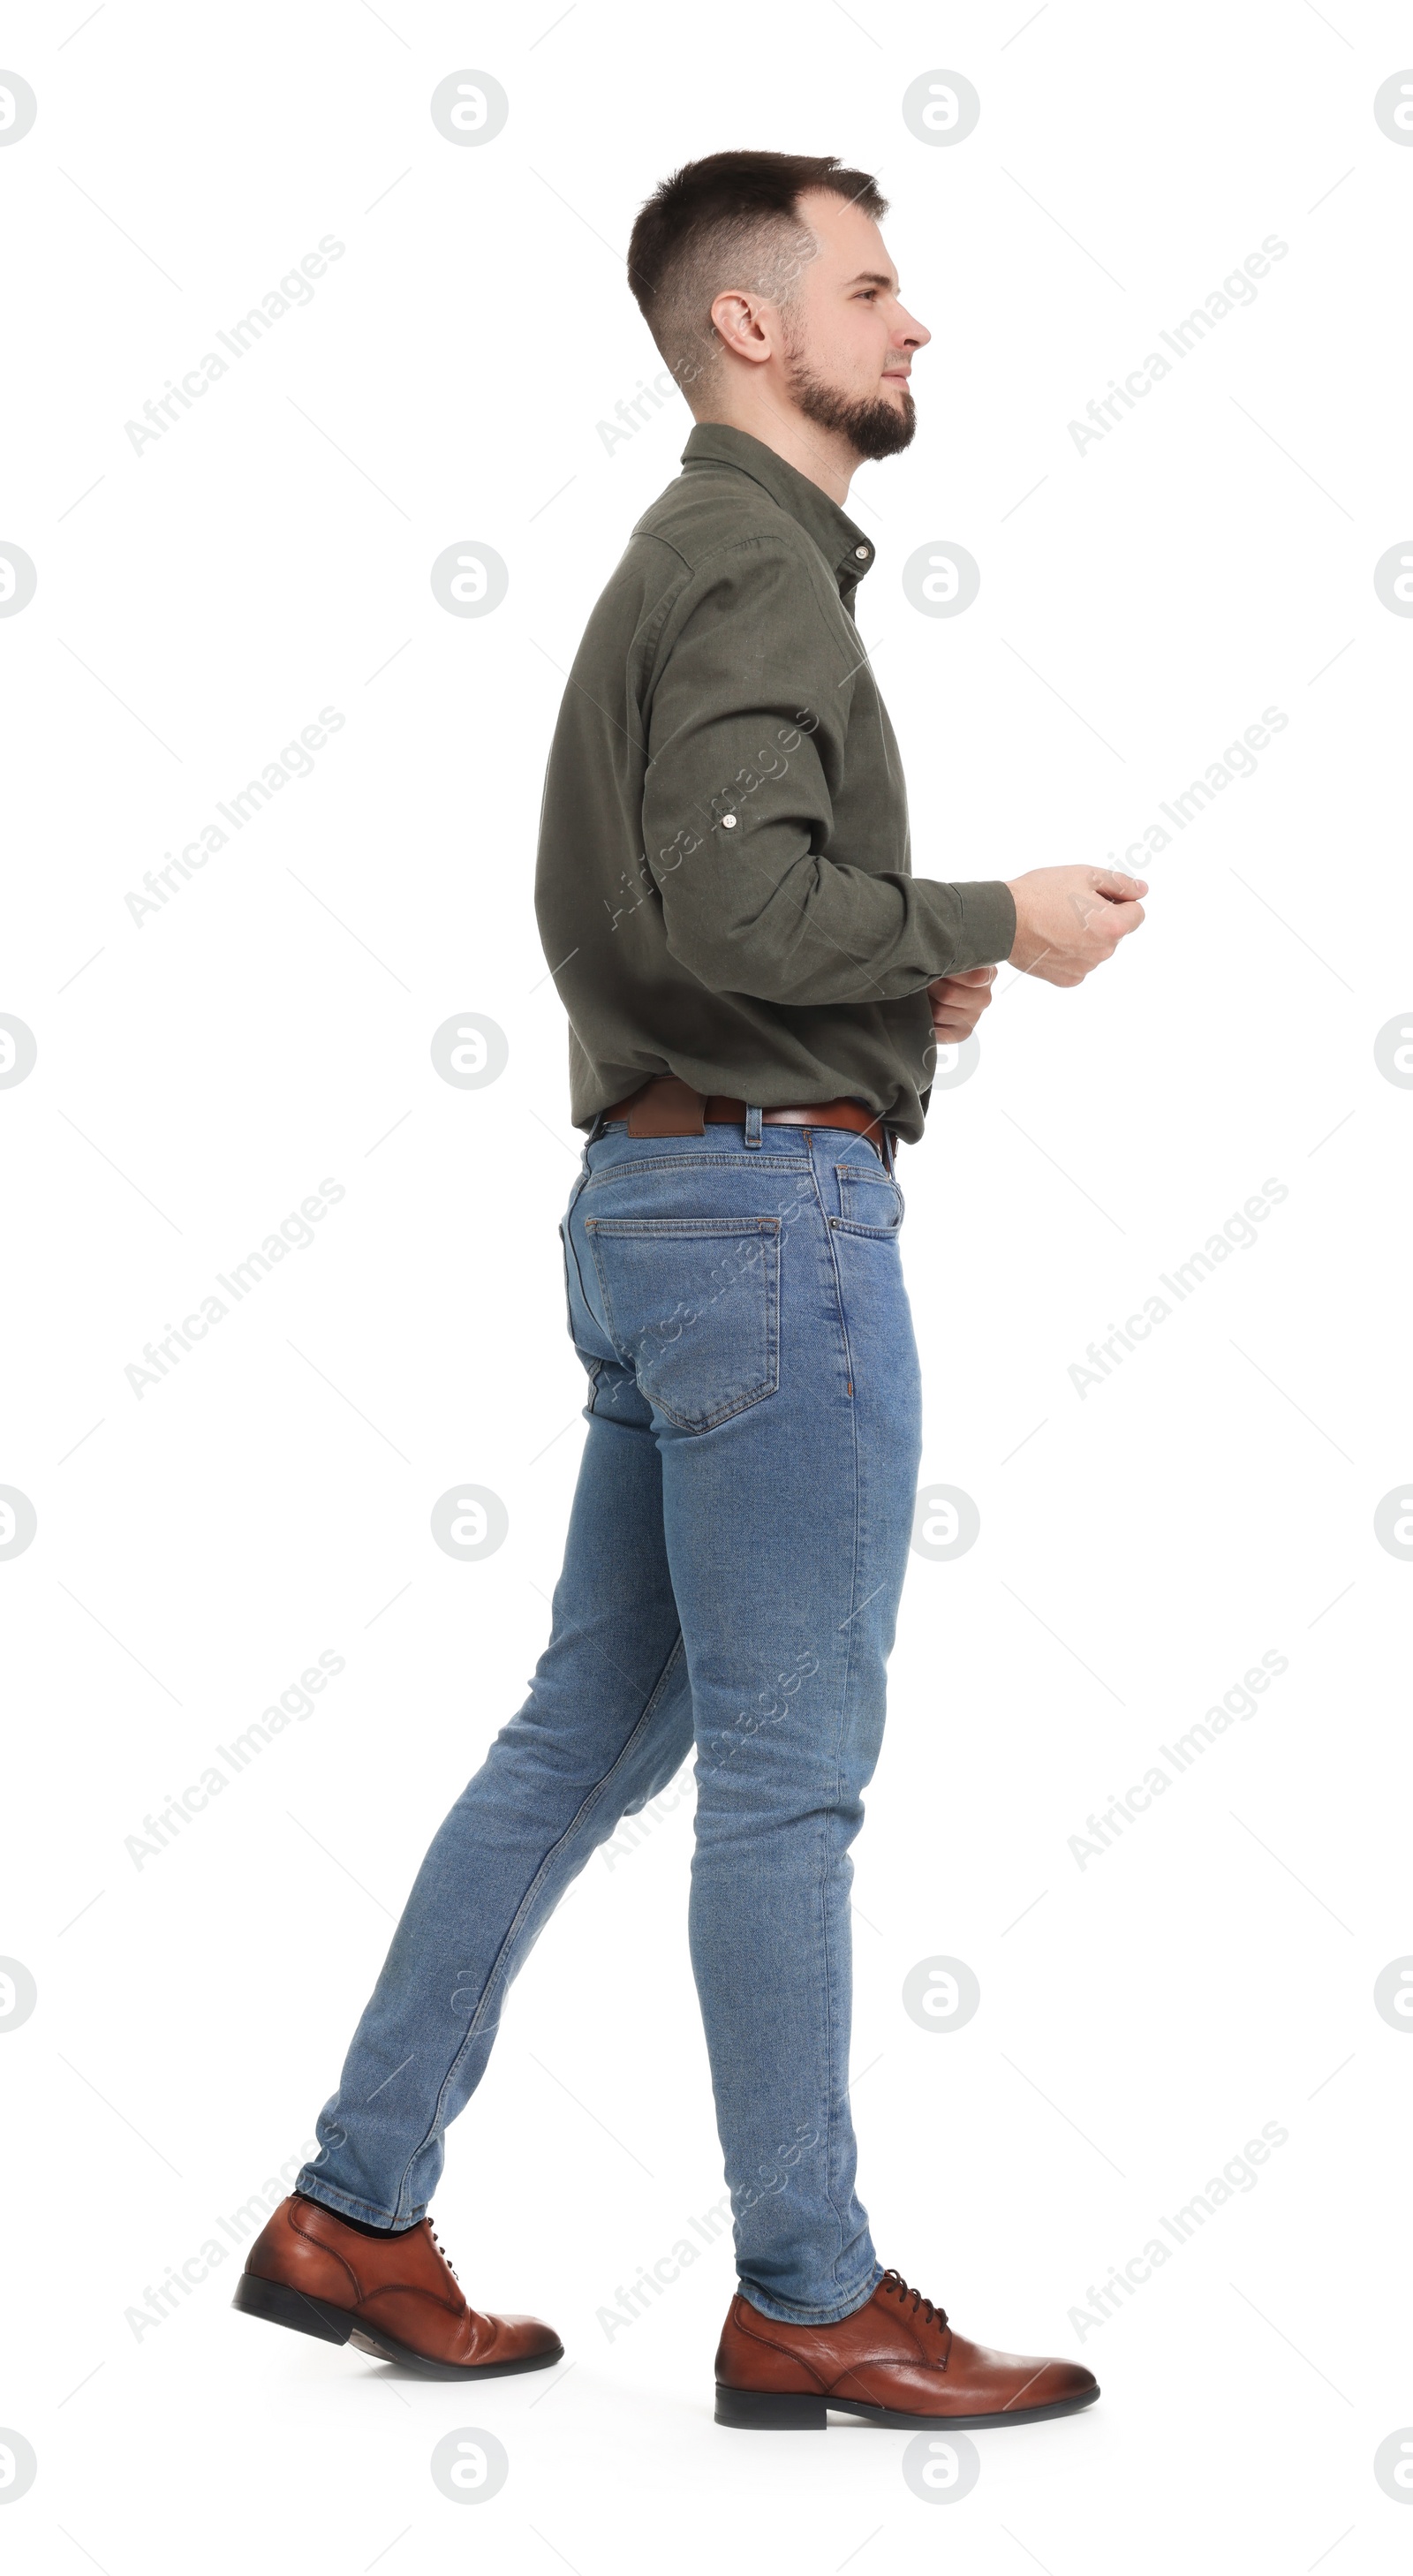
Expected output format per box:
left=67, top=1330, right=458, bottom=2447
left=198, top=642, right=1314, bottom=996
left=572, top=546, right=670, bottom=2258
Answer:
left=926, top=963, right=996, bottom=1046
left=1004, top=865, right=1148, bottom=987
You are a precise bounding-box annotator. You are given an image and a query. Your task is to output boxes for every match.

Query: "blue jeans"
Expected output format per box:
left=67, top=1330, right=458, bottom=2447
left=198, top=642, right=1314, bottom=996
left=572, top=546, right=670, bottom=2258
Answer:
left=296, top=1116, right=923, bottom=2324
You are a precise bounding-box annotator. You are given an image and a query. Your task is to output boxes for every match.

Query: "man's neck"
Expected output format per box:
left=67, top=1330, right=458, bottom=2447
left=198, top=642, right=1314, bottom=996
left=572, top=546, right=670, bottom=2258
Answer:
left=693, top=397, right=858, bottom=506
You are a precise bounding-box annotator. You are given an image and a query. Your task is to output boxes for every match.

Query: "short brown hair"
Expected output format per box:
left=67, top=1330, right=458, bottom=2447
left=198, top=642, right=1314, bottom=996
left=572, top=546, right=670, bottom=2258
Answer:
left=627, top=149, right=888, bottom=394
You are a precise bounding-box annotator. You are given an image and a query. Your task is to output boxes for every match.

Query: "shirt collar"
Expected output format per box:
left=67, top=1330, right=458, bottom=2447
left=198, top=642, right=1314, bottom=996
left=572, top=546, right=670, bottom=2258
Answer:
left=680, top=422, right=875, bottom=598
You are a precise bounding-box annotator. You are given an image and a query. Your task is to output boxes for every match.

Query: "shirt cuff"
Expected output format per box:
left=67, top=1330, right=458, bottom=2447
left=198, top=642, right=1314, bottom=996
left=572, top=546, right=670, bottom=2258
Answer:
left=939, top=880, right=1016, bottom=975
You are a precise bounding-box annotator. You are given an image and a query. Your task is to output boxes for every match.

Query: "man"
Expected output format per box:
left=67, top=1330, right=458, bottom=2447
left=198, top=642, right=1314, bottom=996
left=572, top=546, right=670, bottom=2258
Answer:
left=237, top=150, right=1145, bottom=2429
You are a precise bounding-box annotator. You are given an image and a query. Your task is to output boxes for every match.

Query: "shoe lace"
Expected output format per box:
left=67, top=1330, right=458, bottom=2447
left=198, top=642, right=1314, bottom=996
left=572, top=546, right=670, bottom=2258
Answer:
left=879, top=2267, right=948, bottom=2332
left=429, top=2225, right=459, bottom=2281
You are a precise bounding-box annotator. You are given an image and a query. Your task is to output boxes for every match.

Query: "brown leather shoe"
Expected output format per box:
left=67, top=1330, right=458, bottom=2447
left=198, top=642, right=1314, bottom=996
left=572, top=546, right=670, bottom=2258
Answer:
left=714, top=2266, right=1098, bottom=2429
left=232, top=2194, right=563, bottom=2380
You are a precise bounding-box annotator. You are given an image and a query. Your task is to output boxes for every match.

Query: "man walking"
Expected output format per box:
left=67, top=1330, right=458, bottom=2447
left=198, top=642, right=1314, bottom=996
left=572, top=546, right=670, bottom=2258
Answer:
left=237, top=150, right=1145, bottom=2429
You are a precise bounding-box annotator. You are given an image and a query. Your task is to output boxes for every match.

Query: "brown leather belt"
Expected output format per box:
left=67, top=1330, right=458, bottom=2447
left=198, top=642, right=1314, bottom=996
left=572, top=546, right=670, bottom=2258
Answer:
left=600, top=1075, right=890, bottom=1155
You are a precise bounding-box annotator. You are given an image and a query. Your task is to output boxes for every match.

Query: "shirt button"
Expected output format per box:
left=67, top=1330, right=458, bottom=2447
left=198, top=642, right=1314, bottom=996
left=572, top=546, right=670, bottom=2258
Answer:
left=855, top=545, right=869, bottom=559
left=722, top=814, right=737, bottom=828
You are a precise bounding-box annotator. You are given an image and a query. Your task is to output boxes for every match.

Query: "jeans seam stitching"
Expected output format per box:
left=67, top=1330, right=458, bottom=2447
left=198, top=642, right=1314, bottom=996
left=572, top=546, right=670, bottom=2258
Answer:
left=736, top=2270, right=882, bottom=2326
left=292, top=2179, right=400, bottom=2230
left=806, top=1142, right=864, bottom=2285
left=392, top=1630, right=688, bottom=2213
left=583, top=1155, right=800, bottom=1190
left=562, top=1172, right=593, bottom=1319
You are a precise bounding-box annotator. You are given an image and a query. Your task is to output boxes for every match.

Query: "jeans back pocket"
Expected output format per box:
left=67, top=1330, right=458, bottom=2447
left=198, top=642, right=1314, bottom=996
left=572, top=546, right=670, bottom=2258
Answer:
left=584, top=1216, right=782, bottom=1432
left=833, top=1166, right=904, bottom=1236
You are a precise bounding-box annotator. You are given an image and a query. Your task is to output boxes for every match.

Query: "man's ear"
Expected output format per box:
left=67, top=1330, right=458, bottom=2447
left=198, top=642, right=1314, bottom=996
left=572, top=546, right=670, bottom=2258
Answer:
left=708, top=290, right=775, bottom=369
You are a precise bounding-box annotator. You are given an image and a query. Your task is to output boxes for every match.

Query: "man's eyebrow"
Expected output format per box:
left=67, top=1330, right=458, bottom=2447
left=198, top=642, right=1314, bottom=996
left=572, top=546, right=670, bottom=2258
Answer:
left=846, top=270, right=897, bottom=290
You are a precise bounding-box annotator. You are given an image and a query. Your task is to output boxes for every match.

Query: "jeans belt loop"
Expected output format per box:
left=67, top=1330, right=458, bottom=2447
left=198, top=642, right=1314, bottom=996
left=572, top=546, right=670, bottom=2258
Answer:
left=744, top=1104, right=763, bottom=1149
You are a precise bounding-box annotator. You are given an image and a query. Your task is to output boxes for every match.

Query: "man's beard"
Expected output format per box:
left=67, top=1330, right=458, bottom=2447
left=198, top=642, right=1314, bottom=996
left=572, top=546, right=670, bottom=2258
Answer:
left=785, top=353, right=917, bottom=460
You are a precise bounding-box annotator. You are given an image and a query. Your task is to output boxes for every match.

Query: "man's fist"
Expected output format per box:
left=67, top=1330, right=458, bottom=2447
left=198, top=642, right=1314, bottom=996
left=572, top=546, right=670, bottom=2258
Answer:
left=1004, top=865, right=1147, bottom=987
left=926, top=964, right=995, bottom=1045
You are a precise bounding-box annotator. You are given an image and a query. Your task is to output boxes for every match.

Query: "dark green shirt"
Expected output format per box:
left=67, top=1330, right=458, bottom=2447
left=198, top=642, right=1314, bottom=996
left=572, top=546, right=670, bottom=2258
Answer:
left=534, top=423, right=1016, bottom=1144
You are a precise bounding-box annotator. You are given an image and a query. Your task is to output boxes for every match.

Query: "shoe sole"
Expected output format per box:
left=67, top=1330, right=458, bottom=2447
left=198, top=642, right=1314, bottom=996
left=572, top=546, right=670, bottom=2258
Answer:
left=231, top=2270, right=563, bottom=2380
left=714, top=2380, right=1100, bottom=2430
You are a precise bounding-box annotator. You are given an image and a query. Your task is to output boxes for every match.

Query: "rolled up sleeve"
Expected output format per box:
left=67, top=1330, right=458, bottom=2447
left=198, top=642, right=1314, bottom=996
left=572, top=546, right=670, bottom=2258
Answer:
left=639, top=539, right=1015, bottom=1006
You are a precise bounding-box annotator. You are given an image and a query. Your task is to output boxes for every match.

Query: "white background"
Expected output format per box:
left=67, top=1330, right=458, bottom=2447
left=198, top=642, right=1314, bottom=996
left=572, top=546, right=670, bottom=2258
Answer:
left=4, top=0, right=1412, bottom=2566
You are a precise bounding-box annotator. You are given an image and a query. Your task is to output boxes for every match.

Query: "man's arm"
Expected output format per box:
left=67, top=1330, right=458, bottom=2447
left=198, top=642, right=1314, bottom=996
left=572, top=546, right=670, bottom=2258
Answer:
left=639, top=540, right=1015, bottom=1006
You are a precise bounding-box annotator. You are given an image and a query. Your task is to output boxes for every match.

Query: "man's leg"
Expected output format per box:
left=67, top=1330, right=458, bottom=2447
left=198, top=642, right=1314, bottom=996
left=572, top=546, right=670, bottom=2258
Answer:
left=572, top=1116, right=1096, bottom=2432
left=294, top=1258, right=692, bottom=2229
left=571, top=1122, right=921, bottom=2323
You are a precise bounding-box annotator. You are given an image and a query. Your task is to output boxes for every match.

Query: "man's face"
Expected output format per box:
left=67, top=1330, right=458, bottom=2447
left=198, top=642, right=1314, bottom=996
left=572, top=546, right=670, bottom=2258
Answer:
left=782, top=189, right=931, bottom=461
